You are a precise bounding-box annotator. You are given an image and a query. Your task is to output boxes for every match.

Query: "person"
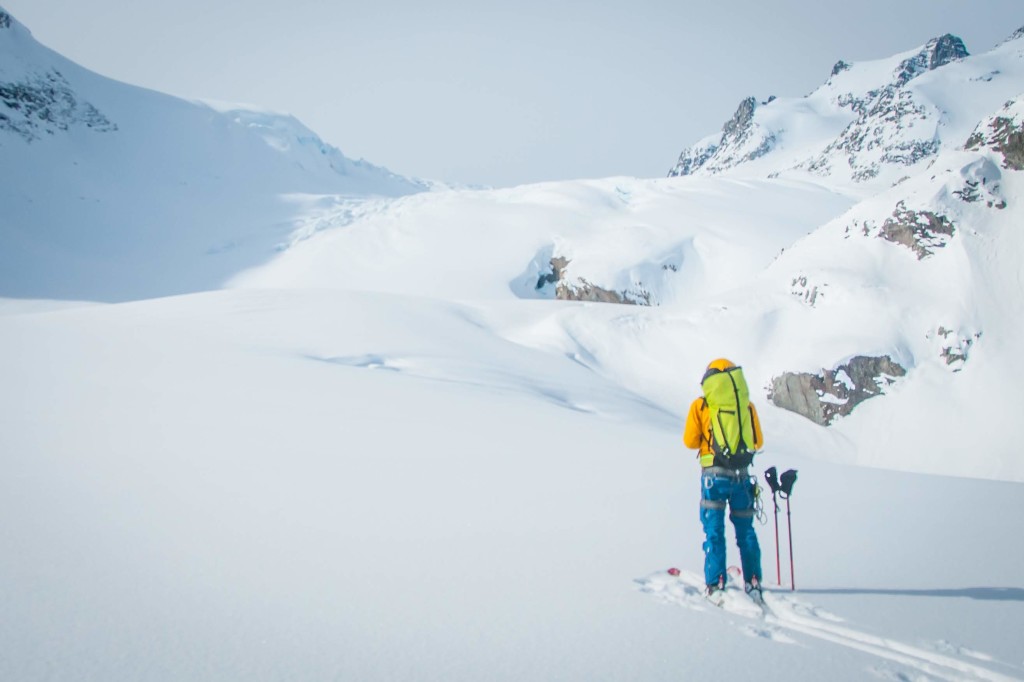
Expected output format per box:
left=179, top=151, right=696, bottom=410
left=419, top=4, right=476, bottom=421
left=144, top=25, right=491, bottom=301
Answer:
left=683, top=357, right=765, bottom=601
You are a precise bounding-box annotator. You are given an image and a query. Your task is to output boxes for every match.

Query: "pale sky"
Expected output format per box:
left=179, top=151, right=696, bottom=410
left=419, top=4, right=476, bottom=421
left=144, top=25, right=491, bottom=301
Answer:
left=4, top=0, right=1023, bottom=187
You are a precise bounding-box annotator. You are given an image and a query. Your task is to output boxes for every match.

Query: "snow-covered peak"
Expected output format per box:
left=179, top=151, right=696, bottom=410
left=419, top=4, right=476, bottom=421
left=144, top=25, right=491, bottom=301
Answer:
left=668, top=31, right=1020, bottom=191
left=1000, top=25, right=1024, bottom=45
left=892, top=34, right=969, bottom=86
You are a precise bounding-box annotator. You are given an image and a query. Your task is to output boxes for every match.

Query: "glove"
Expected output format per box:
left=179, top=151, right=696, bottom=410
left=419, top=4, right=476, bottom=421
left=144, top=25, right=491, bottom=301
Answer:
left=779, top=469, right=798, bottom=497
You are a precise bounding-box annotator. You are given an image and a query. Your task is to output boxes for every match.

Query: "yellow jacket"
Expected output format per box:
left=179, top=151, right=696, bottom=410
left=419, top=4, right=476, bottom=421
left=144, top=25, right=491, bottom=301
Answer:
left=683, top=397, right=764, bottom=467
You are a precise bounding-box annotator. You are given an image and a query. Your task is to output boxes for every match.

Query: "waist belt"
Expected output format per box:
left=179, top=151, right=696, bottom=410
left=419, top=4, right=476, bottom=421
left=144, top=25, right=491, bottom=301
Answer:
left=702, top=465, right=750, bottom=479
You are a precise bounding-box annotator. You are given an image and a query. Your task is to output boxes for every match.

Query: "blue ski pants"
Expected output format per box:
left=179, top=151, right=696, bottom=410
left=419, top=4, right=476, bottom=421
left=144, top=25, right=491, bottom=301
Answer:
left=700, top=469, right=762, bottom=586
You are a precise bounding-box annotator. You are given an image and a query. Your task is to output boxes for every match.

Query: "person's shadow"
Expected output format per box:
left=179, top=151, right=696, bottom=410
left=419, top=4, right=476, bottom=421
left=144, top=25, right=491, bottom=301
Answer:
left=795, top=587, right=1024, bottom=602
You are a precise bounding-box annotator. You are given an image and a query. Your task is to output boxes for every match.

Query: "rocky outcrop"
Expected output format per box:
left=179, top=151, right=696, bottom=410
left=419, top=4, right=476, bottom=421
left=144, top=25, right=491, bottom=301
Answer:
left=535, top=257, right=651, bottom=305
left=805, top=84, right=940, bottom=182
left=669, top=140, right=718, bottom=177
left=0, top=69, right=117, bottom=141
left=790, top=275, right=825, bottom=307
left=668, top=97, right=775, bottom=177
left=831, top=60, right=851, bottom=77
left=894, top=35, right=968, bottom=87
left=769, top=355, right=906, bottom=426
left=0, top=11, right=11, bottom=29
left=965, top=99, right=1024, bottom=171
left=876, top=202, right=956, bottom=259
left=932, top=326, right=981, bottom=371
left=947, top=155, right=1007, bottom=208
left=723, top=96, right=756, bottom=137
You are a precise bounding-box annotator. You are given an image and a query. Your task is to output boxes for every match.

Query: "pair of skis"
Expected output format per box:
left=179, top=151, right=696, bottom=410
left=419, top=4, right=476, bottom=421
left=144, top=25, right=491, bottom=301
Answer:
left=667, top=565, right=764, bottom=609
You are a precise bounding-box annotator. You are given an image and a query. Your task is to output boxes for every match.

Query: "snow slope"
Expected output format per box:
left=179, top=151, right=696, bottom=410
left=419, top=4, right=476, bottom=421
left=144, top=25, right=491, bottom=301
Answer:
left=1, top=290, right=1022, bottom=681
left=229, top=175, right=854, bottom=305
left=0, top=8, right=427, bottom=302
left=228, top=130, right=1024, bottom=481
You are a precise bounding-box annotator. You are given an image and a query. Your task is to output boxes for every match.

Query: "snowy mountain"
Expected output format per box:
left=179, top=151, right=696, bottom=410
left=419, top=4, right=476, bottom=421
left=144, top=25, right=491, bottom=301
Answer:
left=3, top=12, right=1024, bottom=682
left=668, top=31, right=1024, bottom=192
left=0, top=7, right=427, bottom=301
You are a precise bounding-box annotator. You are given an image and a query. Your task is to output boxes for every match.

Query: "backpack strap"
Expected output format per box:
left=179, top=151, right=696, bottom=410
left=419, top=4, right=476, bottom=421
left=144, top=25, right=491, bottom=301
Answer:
left=749, top=405, right=759, bottom=449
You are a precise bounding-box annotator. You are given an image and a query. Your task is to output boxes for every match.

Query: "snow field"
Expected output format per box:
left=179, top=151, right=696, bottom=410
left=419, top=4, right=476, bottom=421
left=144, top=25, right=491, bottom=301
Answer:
left=1, top=290, right=1023, bottom=681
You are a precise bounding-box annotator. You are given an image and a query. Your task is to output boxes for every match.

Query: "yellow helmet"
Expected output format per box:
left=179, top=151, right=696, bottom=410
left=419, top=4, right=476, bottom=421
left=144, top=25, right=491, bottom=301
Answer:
left=702, top=357, right=737, bottom=384
left=706, top=358, right=736, bottom=372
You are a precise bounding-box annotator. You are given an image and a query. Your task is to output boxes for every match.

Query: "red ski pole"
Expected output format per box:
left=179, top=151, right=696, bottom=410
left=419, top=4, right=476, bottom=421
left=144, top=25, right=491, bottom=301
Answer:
left=779, top=469, right=798, bottom=591
left=786, top=496, right=795, bottom=591
left=764, top=467, right=782, bottom=586
left=773, top=492, right=781, bottom=586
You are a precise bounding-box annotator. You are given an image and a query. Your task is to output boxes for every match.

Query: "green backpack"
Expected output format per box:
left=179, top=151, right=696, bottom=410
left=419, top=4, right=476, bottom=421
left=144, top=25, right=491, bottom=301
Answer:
left=701, top=365, right=757, bottom=468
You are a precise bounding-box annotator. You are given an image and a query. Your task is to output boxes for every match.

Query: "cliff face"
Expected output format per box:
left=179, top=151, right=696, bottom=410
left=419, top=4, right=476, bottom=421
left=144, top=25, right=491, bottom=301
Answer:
left=768, top=356, right=907, bottom=426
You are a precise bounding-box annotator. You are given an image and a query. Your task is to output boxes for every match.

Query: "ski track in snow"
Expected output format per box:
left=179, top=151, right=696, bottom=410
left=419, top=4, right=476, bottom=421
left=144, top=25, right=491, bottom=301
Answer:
left=636, top=570, right=1021, bottom=682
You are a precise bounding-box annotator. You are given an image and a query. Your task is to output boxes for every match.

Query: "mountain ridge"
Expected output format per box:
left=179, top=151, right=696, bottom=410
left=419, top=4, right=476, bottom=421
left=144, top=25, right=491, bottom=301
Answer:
left=668, top=28, right=1024, bottom=190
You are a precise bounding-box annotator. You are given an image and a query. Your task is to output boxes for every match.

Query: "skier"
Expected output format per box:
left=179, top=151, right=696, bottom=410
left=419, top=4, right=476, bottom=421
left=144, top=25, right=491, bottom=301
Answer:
left=683, top=358, right=765, bottom=602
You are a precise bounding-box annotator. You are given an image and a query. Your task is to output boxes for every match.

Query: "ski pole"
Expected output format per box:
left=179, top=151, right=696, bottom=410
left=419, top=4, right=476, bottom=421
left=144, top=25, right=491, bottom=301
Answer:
left=764, top=467, right=782, bottom=586
left=773, top=492, right=781, bottom=586
left=786, top=496, right=795, bottom=590
left=779, top=469, right=798, bottom=591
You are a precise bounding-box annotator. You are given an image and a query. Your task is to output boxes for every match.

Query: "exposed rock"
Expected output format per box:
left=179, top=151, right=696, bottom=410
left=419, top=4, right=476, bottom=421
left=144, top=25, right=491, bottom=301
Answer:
left=966, top=106, right=1024, bottom=171
left=723, top=97, right=757, bottom=138
left=668, top=96, right=775, bottom=177
left=535, top=257, right=651, bottom=305
left=535, top=256, right=569, bottom=290
left=933, top=327, right=981, bottom=371
left=895, top=34, right=968, bottom=87
left=668, top=139, right=718, bottom=177
left=806, top=84, right=940, bottom=182
left=769, top=355, right=906, bottom=426
left=556, top=278, right=649, bottom=305
left=0, top=69, right=117, bottom=141
left=876, top=201, right=956, bottom=259
left=0, top=11, right=11, bottom=29
left=950, top=156, right=1007, bottom=208
left=952, top=178, right=1007, bottom=209
left=831, top=60, right=851, bottom=77
left=790, top=275, right=825, bottom=307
